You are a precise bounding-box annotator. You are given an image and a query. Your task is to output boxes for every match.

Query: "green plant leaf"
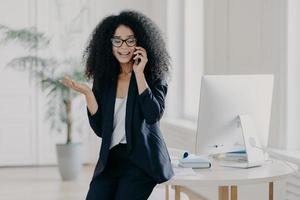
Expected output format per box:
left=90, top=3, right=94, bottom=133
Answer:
left=0, top=25, right=50, bottom=50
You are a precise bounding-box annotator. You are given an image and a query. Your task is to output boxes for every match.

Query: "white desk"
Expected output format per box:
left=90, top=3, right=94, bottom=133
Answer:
left=163, top=149, right=297, bottom=200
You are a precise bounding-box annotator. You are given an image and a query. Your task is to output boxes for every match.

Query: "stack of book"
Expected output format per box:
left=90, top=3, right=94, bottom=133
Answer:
left=216, top=150, right=247, bottom=162
left=178, top=154, right=211, bottom=169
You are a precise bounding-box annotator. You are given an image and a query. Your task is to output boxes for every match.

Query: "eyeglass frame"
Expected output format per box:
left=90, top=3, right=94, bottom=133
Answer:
left=110, top=37, right=137, bottom=47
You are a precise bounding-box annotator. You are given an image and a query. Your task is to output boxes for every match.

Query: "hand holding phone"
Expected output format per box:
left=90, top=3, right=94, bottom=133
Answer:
left=133, top=48, right=141, bottom=65
left=134, top=57, right=141, bottom=65
left=132, top=46, right=147, bottom=73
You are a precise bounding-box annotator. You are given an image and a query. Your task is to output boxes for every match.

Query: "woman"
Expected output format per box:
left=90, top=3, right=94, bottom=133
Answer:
left=61, top=10, right=174, bottom=200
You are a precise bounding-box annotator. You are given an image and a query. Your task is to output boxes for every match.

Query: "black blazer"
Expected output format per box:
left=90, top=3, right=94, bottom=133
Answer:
left=87, top=72, right=174, bottom=183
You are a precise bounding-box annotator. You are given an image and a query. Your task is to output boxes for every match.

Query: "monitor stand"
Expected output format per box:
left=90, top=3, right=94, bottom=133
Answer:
left=219, top=115, right=267, bottom=168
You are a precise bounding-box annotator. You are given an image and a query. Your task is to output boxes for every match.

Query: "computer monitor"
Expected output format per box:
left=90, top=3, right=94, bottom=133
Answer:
left=195, top=75, right=274, bottom=157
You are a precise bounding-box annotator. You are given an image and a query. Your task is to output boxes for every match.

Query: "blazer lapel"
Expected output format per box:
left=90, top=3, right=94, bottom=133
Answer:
left=125, top=73, right=137, bottom=152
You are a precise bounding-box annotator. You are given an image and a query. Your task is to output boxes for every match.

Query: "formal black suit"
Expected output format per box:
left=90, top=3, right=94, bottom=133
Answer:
left=86, top=72, right=174, bottom=185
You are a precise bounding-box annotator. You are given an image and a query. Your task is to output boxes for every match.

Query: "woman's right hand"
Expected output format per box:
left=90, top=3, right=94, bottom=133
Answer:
left=59, top=75, right=92, bottom=96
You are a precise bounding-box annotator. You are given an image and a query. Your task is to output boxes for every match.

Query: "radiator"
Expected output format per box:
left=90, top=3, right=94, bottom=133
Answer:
left=286, top=170, right=300, bottom=200
left=268, top=149, right=300, bottom=200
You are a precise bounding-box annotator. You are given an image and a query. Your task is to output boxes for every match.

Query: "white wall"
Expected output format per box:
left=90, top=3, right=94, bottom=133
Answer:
left=286, top=0, right=300, bottom=150
left=0, top=0, right=39, bottom=166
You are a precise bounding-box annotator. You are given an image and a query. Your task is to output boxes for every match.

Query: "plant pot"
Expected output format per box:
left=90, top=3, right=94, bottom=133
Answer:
left=56, top=143, right=82, bottom=181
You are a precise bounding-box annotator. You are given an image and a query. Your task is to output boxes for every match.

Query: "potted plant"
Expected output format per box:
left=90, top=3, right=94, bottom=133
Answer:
left=0, top=24, right=86, bottom=180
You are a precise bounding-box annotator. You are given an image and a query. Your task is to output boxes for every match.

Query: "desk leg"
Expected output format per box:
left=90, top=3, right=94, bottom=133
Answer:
left=231, top=186, right=237, bottom=200
left=165, top=184, right=169, bottom=200
left=174, top=185, right=181, bottom=200
left=269, top=182, right=273, bottom=200
left=219, top=186, right=229, bottom=200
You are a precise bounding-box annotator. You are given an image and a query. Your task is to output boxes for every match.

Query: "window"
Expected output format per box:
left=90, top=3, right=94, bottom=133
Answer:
left=165, top=0, right=204, bottom=122
left=183, top=0, right=204, bottom=121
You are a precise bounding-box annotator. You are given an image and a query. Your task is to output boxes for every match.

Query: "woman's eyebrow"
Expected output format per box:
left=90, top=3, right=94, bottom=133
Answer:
left=113, top=35, right=135, bottom=39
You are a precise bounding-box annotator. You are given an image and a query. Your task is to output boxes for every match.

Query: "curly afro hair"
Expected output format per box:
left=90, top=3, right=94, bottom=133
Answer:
left=82, top=10, right=171, bottom=91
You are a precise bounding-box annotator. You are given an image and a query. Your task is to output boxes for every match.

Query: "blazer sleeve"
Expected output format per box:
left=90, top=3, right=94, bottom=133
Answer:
left=87, top=86, right=103, bottom=138
left=138, top=77, right=168, bottom=124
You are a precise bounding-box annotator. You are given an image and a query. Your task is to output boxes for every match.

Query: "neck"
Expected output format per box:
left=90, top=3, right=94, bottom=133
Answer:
left=120, top=62, right=133, bottom=74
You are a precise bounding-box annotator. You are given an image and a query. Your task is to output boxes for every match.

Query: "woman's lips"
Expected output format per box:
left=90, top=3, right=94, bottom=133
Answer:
left=118, top=52, right=131, bottom=57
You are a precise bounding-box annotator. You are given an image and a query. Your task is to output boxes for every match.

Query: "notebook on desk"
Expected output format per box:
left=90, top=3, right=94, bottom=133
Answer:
left=178, top=154, right=211, bottom=169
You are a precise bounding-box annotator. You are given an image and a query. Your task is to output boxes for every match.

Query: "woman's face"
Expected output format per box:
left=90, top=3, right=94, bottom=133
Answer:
left=111, top=25, right=137, bottom=64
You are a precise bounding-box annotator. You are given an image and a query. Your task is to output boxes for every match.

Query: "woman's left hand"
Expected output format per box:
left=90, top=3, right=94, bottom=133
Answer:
left=133, top=46, right=148, bottom=74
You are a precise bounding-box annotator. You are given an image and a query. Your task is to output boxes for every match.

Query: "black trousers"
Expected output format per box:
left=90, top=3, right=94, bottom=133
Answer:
left=85, top=143, right=157, bottom=200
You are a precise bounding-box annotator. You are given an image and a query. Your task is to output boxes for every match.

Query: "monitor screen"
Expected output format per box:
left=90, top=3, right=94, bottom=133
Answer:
left=195, top=75, right=274, bottom=156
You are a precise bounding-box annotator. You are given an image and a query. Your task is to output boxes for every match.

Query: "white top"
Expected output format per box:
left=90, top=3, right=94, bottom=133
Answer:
left=109, top=96, right=127, bottom=149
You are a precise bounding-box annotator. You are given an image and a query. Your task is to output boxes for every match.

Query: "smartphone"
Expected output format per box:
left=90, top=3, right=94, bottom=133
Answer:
left=133, top=49, right=141, bottom=65
left=134, top=58, right=141, bottom=65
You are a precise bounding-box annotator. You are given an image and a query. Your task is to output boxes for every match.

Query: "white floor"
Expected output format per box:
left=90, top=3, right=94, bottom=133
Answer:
left=0, top=165, right=187, bottom=200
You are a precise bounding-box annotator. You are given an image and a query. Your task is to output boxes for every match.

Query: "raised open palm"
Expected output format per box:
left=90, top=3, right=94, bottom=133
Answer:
left=59, top=75, right=92, bottom=95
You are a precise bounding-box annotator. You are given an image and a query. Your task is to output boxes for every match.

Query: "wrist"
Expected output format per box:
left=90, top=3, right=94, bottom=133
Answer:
left=134, top=71, right=144, bottom=77
left=84, top=89, right=93, bottom=97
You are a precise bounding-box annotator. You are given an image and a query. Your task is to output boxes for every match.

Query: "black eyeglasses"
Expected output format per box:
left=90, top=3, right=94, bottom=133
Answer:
left=111, top=37, right=137, bottom=47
